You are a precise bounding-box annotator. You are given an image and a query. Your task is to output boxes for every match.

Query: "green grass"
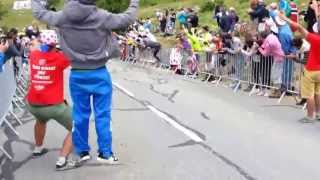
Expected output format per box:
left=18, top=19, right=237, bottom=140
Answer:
left=0, top=0, right=34, bottom=30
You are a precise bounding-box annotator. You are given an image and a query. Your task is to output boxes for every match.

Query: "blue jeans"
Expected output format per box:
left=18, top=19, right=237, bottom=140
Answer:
left=281, top=59, right=293, bottom=91
left=69, top=67, right=113, bottom=158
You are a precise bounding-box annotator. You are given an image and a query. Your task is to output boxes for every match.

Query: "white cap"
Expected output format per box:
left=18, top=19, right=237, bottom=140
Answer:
left=266, top=18, right=278, bottom=34
left=274, top=15, right=286, bottom=26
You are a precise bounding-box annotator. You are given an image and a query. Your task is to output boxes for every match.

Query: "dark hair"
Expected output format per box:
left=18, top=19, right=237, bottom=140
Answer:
left=292, top=37, right=303, bottom=48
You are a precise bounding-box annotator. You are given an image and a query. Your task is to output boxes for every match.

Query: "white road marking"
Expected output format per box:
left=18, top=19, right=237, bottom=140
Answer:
left=113, top=81, right=204, bottom=143
left=112, top=82, right=135, bottom=98
left=147, top=105, right=204, bottom=142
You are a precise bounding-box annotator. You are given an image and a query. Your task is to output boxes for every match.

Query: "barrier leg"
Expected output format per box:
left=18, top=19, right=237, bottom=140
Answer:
left=0, top=146, right=13, bottom=160
left=215, top=76, right=222, bottom=87
left=12, top=100, right=24, bottom=113
left=233, top=81, right=241, bottom=93
left=303, top=103, right=307, bottom=110
left=3, top=118, right=19, bottom=136
left=9, top=110, right=23, bottom=126
left=205, top=74, right=212, bottom=82
left=249, top=84, right=257, bottom=96
left=278, top=91, right=286, bottom=104
left=14, top=95, right=25, bottom=107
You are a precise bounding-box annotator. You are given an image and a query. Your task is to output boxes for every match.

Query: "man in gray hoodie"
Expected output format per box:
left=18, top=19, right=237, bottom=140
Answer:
left=31, top=0, right=139, bottom=164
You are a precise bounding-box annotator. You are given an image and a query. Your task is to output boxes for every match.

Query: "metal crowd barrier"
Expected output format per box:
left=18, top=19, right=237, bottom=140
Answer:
left=0, top=58, right=28, bottom=160
left=121, top=46, right=304, bottom=104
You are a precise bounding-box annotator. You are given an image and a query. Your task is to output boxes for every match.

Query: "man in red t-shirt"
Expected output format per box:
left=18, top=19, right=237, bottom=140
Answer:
left=280, top=0, right=320, bottom=123
left=26, top=30, right=73, bottom=170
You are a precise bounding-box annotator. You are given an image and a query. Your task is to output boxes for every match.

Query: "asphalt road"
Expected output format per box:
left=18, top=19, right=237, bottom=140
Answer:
left=1, top=60, right=320, bottom=180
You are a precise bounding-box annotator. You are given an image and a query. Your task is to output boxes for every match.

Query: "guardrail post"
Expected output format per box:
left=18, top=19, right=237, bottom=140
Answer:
left=233, top=81, right=241, bottom=93
left=249, top=84, right=257, bottom=96
left=0, top=146, right=13, bottom=160
left=278, top=91, right=286, bottom=104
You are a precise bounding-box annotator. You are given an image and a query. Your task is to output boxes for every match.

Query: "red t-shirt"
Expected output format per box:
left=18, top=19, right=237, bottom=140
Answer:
left=305, top=33, right=320, bottom=71
left=27, top=50, right=70, bottom=105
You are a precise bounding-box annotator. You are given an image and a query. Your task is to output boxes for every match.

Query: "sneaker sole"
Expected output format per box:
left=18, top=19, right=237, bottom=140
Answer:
left=56, top=161, right=82, bottom=171
left=96, top=157, right=119, bottom=165
left=32, top=148, right=49, bottom=158
left=80, top=156, right=91, bottom=162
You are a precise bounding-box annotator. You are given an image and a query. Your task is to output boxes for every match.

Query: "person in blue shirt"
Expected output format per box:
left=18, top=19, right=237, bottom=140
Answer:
left=276, top=19, right=295, bottom=93
left=0, top=40, right=9, bottom=72
left=279, top=0, right=291, bottom=16
left=177, top=8, right=187, bottom=29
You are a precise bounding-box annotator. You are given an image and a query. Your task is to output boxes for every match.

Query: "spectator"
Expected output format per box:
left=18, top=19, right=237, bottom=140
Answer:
left=165, top=11, right=176, bottom=36
left=304, top=0, right=318, bottom=32
left=160, top=13, right=167, bottom=33
left=0, top=39, right=9, bottom=72
left=26, top=30, right=73, bottom=170
left=229, top=7, right=239, bottom=32
left=274, top=16, right=295, bottom=94
left=141, top=33, right=162, bottom=64
left=219, top=8, right=233, bottom=33
left=32, top=0, right=139, bottom=165
left=249, top=0, right=269, bottom=24
left=143, top=18, right=153, bottom=33
left=169, top=44, right=183, bottom=73
left=257, top=20, right=285, bottom=98
left=187, top=10, right=199, bottom=29
left=289, top=0, right=299, bottom=32
left=279, top=0, right=291, bottom=17
left=223, top=32, right=244, bottom=89
left=213, top=5, right=222, bottom=26
left=177, top=8, right=188, bottom=29
left=286, top=36, right=310, bottom=106
left=279, top=0, right=320, bottom=123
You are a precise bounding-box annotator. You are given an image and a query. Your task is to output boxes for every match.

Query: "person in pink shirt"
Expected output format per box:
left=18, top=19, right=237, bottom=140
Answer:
left=258, top=22, right=285, bottom=98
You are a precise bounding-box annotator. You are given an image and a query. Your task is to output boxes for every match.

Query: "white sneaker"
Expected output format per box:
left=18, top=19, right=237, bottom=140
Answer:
left=32, top=146, right=48, bottom=157
left=257, top=90, right=265, bottom=96
left=97, top=154, right=119, bottom=165
left=211, top=80, right=219, bottom=84
left=251, top=88, right=260, bottom=95
left=263, top=92, right=269, bottom=97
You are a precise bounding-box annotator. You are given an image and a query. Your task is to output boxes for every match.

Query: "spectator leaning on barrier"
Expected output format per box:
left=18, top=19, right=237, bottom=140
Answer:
left=32, top=0, right=139, bottom=165
left=257, top=19, right=285, bottom=98
left=286, top=36, right=310, bottom=106
left=140, top=32, right=162, bottom=65
left=279, top=0, right=320, bottom=123
left=223, top=31, right=244, bottom=89
left=274, top=15, right=295, bottom=94
left=26, top=30, right=73, bottom=171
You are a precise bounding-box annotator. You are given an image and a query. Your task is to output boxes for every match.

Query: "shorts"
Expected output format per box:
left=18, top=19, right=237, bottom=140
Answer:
left=27, top=102, right=72, bottom=131
left=301, top=68, right=320, bottom=99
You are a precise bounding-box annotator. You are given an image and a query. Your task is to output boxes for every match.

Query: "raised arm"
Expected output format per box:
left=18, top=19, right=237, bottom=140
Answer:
left=278, top=11, right=308, bottom=38
left=31, top=0, right=63, bottom=27
left=101, top=0, right=139, bottom=30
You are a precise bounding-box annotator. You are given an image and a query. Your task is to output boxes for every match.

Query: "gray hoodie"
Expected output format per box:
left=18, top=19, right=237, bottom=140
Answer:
left=32, top=0, right=139, bottom=69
